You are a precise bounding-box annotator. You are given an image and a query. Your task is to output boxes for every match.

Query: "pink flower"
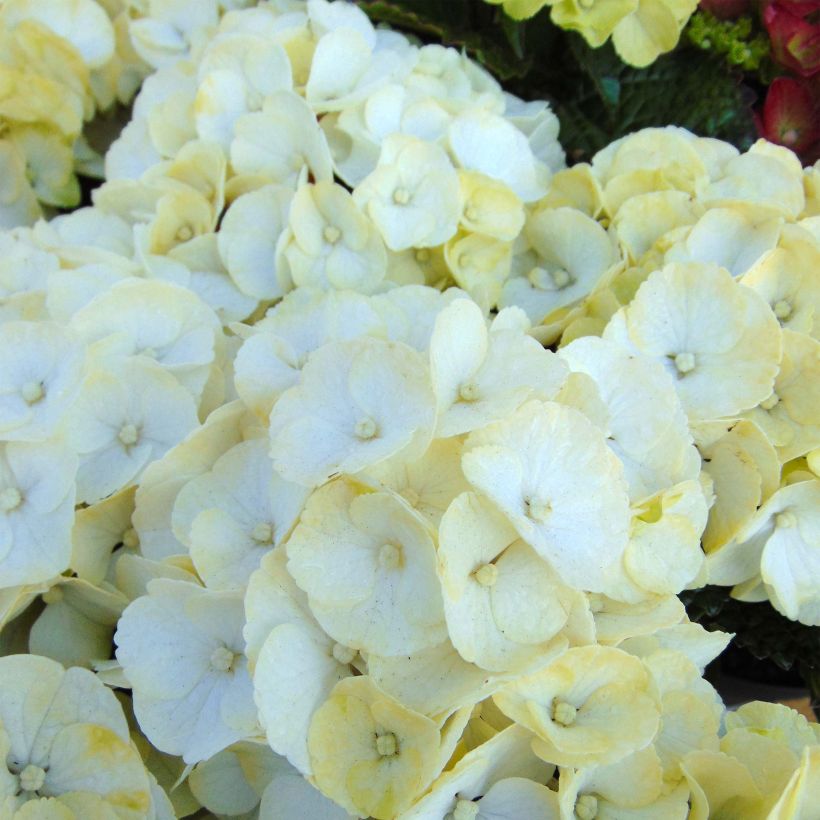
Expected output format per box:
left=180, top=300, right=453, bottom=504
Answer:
left=764, top=0, right=820, bottom=77
left=757, top=75, right=820, bottom=159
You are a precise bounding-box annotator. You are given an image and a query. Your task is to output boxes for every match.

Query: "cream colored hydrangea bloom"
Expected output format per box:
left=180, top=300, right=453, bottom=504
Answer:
left=245, top=549, right=353, bottom=775
left=429, top=299, right=567, bottom=437
left=172, top=438, right=309, bottom=589
left=438, top=491, right=582, bottom=672
left=494, top=645, right=660, bottom=768
left=0, top=654, right=152, bottom=818
left=353, top=135, right=461, bottom=251
left=269, top=336, right=435, bottom=487
left=729, top=480, right=820, bottom=625
left=0, top=440, right=76, bottom=588
left=558, top=745, right=689, bottom=820
left=462, top=400, right=631, bottom=594
left=603, top=262, right=782, bottom=420
left=307, top=676, right=441, bottom=819
left=286, top=479, right=446, bottom=656
left=67, top=358, right=199, bottom=504
left=358, top=436, right=470, bottom=528
left=69, top=278, right=222, bottom=402
left=115, top=578, right=259, bottom=764
left=744, top=330, right=820, bottom=463
left=280, top=180, right=387, bottom=292
left=501, top=206, right=618, bottom=325
left=233, top=287, right=387, bottom=421
left=400, top=725, right=555, bottom=819
left=0, top=321, right=85, bottom=442
left=559, top=336, right=699, bottom=501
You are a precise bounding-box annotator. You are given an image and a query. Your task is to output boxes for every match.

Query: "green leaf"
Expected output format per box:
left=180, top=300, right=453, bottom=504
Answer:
left=681, top=587, right=820, bottom=687
left=551, top=36, right=757, bottom=161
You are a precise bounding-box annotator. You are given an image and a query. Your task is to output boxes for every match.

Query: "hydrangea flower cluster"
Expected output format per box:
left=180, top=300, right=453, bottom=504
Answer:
left=0, top=0, right=149, bottom=225
left=0, top=0, right=817, bottom=817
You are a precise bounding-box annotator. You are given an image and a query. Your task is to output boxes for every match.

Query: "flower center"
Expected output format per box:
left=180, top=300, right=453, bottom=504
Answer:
left=175, top=224, right=194, bottom=243
left=528, top=266, right=551, bottom=290
left=210, top=646, right=236, bottom=672
left=378, top=543, right=402, bottom=570
left=118, top=424, right=139, bottom=447
left=0, top=487, right=22, bottom=512
left=575, top=794, right=599, bottom=820
left=458, top=381, right=480, bottom=402
left=774, top=300, right=792, bottom=320
left=251, top=522, right=274, bottom=544
left=775, top=511, right=796, bottom=529
left=323, top=225, right=341, bottom=244
left=122, top=528, right=139, bottom=549
left=20, top=381, right=44, bottom=404
left=473, top=563, right=498, bottom=587
left=525, top=497, right=552, bottom=522
left=464, top=204, right=479, bottom=222
left=375, top=732, right=398, bottom=757
left=674, top=352, right=696, bottom=375
left=552, top=699, right=578, bottom=726
left=454, top=799, right=480, bottom=820
left=354, top=417, right=378, bottom=440
left=551, top=268, right=572, bottom=289
left=332, top=643, right=357, bottom=665
left=19, top=764, right=46, bottom=793
left=393, top=187, right=411, bottom=205
left=415, top=249, right=430, bottom=264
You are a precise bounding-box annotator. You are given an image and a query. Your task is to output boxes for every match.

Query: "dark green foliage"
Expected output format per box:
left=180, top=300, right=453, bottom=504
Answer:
left=682, top=586, right=820, bottom=715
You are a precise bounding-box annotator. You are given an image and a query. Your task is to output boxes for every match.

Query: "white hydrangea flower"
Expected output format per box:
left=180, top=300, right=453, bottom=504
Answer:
left=286, top=479, right=447, bottom=655
left=353, top=135, right=461, bottom=251
left=66, top=358, right=199, bottom=504
left=494, top=645, right=660, bottom=768
left=0, top=440, right=77, bottom=588
left=500, top=206, right=619, bottom=324
left=429, top=300, right=568, bottom=437
left=358, top=436, right=470, bottom=528
left=0, top=321, right=85, bottom=442
left=195, top=34, right=293, bottom=148
left=70, top=278, right=222, bottom=401
left=279, top=181, right=387, bottom=292
left=246, top=549, right=352, bottom=775
left=603, top=262, right=783, bottom=420
left=447, top=109, right=551, bottom=202
left=558, top=336, right=699, bottom=501
left=230, top=90, right=333, bottom=186
left=172, top=438, right=310, bottom=589
left=132, top=400, right=258, bottom=561
left=269, top=336, right=435, bottom=487
left=0, top=654, right=152, bottom=817
left=233, top=287, right=386, bottom=421
left=462, top=400, right=632, bottom=595
left=401, top=725, right=555, bottom=819
left=115, top=578, right=259, bottom=764
left=0, top=0, right=116, bottom=69
left=438, top=491, right=584, bottom=672
left=217, top=184, right=293, bottom=301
